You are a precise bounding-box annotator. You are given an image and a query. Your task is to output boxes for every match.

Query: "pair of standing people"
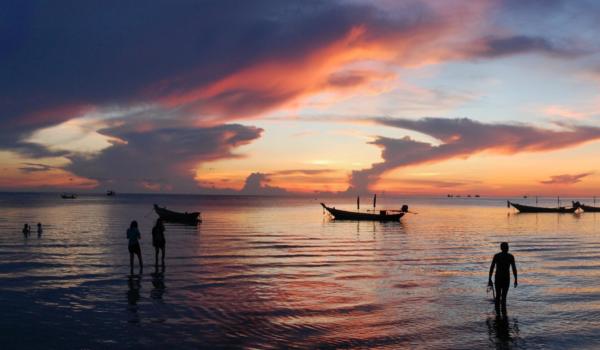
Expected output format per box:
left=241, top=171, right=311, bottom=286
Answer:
left=127, top=219, right=166, bottom=274
left=22, top=223, right=43, bottom=237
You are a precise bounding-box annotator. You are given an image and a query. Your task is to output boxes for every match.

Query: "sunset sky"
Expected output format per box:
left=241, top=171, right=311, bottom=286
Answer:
left=2, top=0, right=600, bottom=196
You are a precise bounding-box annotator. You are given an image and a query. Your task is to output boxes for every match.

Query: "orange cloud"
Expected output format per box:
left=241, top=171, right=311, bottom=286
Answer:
left=154, top=3, right=489, bottom=124
left=0, top=168, right=97, bottom=190
left=350, top=118, right=600, bottom=192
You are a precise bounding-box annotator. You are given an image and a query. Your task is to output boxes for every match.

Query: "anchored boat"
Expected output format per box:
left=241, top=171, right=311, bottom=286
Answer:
left=153, top=204, right=201, bottom=224
left=508, top=201, right=580, bottom=213
left=580, top=204, right=600, bottom=212
left=321, top=202, right=408, bottom=221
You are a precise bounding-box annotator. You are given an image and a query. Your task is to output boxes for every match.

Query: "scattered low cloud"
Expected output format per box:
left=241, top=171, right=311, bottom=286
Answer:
left=18, top=163, right=56, bottom=173
left=543, top=104, right=600, bottom=121
left=471, top=35, right=584, bottom=59
left=398, top=178, right=480, bottom=188
left=540, top=172, right=594, bottom=185
left=273, top=169, right=336, bottom=176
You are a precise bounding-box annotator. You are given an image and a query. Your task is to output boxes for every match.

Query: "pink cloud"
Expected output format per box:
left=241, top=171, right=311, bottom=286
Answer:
left=540, top=172, right=594, bottom=185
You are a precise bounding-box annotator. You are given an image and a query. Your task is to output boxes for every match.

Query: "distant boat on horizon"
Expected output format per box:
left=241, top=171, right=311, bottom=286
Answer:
left=60, top=193, right=77, bottom=199
left=106, top=190, right=116, bottom=196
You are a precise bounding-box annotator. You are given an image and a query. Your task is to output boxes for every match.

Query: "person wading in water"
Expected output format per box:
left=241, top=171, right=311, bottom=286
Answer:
left=127, top=221, right=143, bottom=274
left=488, top=242, right=518, bottom=313
left=152, top=219, right=166, bottom=266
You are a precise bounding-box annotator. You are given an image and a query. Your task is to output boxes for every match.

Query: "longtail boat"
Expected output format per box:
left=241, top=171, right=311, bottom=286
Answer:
left=153, top=204, right=201, bottom=224
left=321, top=203, right=407, bottom=221
left=508, top=201, right=580, bottom=213
left=580, top=204, right=600, bottom=212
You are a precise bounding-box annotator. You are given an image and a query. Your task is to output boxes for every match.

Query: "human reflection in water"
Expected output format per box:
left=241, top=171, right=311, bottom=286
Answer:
left=488, top=242, right=518, bottom=313
left=127, top=275, right=141, bottom=323
left=127, top=276, right=141, bottom=305
left=151, top=264, right=166, bottom=300
left=486, top=313, right=520, bottom=349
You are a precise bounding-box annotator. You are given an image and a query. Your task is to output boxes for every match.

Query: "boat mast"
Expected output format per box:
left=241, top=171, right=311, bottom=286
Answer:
left=357, top=196, right=360, bottom=211
left=373, top=194, right=377, bottom=209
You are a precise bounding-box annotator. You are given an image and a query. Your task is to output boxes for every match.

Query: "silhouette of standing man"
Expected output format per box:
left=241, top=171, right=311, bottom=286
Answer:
left=489, top=242, right=518, bottom=312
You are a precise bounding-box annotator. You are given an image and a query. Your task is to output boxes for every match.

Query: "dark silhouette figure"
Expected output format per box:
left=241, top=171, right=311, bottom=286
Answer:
left=22, top=224, right=30, bottom=237
left=152, top=219, right=166, bottom=266
left=489, top=242, right=518, bottom=312
left=127, top=220, right=143, bottom=274
left=37, top=222, right=43, bottom=237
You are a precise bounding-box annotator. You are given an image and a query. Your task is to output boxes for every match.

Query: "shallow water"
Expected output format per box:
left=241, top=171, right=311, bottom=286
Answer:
left=1, top=193, right=600, bottom=349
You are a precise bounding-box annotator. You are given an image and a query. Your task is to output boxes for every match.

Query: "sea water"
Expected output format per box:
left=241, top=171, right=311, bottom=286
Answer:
left=1, top=193, right=599, bottom=349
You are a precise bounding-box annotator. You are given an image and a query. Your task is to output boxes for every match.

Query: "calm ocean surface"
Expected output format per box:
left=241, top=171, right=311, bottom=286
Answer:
left=1, top=193, right=600, bottom=349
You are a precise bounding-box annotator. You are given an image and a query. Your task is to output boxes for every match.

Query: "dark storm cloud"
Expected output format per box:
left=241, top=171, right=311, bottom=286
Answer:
left=66, top=123, right=262, bottom=192
left=0, top=0, right=421, bottom=132
left=350, top=118, right=600, bottom=191
left=540, top=172, right=594, bottom=185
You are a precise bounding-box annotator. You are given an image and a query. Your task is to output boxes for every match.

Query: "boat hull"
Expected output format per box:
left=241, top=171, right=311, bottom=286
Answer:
left=321, top=203, right=404, bottom=221
left=509, top=201, right=578, bottom=213
left=581, top=204, right=600, bottom=212
left=154, top=204, right=200, bottom=224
